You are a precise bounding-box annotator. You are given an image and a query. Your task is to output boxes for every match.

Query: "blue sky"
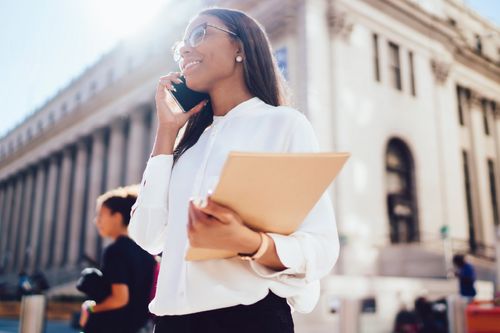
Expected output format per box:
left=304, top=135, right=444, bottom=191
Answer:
left=0, top=0, right=499, bottom=138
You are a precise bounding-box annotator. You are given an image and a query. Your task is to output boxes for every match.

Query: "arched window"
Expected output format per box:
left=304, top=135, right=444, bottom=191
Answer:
left=386, top=138, right=419, bottom=243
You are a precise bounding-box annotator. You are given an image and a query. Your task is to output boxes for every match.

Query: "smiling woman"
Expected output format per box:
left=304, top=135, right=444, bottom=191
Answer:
left=127, top=6, right=341, bottom=333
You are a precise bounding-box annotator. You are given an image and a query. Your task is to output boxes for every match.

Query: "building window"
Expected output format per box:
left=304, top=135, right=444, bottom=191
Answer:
left=386, top=138, right=418, bottom=243
left=49, top=112, right=55, bottom=125
left=475, top=34, right=482, bottom=55
left=274, top=47, right=288, bottom=81
left=75, top=92, right=81, bottom=104
left=462, top=151, right=476, bottom=252
left=90, top=81, right=97, bottom=94
left=388, top=42, right=402, bottom=90
left=456, top=86, right=469, bottom=126
left=373, top=34, right=380, bottom=82
left=409, top=51, right=416, bottom=96
left=488, top=159, right=499, bottom=226
left=61, top=103, right=68, bottom=116
left=482, top=99, right=490, bottom=136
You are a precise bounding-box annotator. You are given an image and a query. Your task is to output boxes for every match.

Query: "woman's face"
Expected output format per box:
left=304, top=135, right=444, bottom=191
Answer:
left=94, top=204, right=122, bottom=238
left=178, top=15, right=242, bottom=92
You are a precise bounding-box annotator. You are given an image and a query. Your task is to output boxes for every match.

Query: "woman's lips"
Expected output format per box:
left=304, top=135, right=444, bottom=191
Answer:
left=182, top=60, right=201, bottom=74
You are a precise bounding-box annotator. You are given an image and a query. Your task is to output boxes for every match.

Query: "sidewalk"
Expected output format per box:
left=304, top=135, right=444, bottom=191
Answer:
left=0, top=318, right=78, bottom=333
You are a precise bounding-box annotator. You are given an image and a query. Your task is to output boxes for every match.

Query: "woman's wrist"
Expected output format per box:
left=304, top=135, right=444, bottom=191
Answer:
left=235, top=228, right=262, bottom=255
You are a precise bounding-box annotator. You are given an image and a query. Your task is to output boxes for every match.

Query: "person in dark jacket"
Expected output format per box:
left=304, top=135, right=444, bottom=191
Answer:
left=79, top=186, right=156, bottom=333
left=453, top=254, right=476, bottom=302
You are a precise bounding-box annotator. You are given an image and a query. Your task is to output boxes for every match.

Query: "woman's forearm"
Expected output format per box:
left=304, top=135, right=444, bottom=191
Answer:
left=151, top=125, right=177, bottom=156
left=256, top=235, right=287, bottom=271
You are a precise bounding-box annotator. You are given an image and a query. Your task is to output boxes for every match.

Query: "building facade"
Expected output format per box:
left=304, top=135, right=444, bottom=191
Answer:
left=0, top=0, right=499, bottom=331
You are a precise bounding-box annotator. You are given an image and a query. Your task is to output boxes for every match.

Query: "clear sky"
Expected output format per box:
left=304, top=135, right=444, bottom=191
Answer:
left=0, top=0, right=498, bottom=138
left=0, top=0, right=167, bottom=138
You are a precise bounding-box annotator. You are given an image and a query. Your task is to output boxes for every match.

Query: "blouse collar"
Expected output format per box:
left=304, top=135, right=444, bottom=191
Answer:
left=212, top=97, right=262, bottom=124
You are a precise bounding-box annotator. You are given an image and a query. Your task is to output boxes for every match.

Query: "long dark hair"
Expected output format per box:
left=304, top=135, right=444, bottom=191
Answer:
left=173, top=7, right=288, bottom=163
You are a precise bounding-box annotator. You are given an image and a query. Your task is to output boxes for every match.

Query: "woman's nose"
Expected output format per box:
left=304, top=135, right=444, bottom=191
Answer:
left=179, top=43, right=192, bottom=59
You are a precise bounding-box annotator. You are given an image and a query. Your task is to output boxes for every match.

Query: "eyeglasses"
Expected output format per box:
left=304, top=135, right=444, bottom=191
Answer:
left=172, top=23, right=238, bottom=63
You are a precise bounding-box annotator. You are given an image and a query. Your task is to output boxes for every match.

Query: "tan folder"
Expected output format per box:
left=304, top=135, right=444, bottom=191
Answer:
left=185, top=152, right=350, bottom=261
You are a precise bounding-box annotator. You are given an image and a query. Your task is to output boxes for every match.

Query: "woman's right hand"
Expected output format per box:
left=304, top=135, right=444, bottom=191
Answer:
left=155, top=72, right=208, bottom=132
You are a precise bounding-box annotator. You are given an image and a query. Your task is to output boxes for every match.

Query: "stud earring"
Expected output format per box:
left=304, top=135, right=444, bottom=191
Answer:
left=236, top=55, right=243, bottom=63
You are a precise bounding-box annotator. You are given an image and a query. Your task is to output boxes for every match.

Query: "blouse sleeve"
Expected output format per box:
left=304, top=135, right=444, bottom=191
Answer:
left=128, top=154, right=173, bottom=255
left=249, top=112, right=340, bottom=284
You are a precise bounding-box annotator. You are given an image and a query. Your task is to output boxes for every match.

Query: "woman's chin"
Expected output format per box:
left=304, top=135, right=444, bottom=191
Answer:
left=185, top=74, right=210, bottom=93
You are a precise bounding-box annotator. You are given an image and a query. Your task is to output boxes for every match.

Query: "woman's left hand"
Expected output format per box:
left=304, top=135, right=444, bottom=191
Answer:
left=187, top=197, right=261, bottom=254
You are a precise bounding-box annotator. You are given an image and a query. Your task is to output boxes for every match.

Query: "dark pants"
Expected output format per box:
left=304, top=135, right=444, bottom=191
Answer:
left=154, top=291, right=294, bottom=333
left=84, top=309, right=145, bottom=333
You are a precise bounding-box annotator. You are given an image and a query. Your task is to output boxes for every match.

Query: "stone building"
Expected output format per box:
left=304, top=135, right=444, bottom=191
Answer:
left=0, top=0, right=499, bottom=331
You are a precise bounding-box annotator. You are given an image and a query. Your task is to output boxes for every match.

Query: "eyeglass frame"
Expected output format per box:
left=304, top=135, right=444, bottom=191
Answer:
left=172, top=23, right=239, bottom=63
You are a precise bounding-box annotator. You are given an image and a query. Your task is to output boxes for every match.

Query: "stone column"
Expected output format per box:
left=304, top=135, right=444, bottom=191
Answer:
left=14, top=169, right=35, bottom=273
left=0, top=183, right=5, bottom=232
left=7, top=173, right=25, bottom=273
left=68, top=140, right=88, bottom=267
left=23, top=162, right=45, bottom=271
left=84, top=130, right=105, bottom=264
left=126, top=107, right=148, bottom=185
left=0, top=179, right=14, bottom=272
left=11, top=172, right=29, bottom=272
left=300, top=0, right=335, bottom=150
left=20, top=167, right=38, bottom=272
left=493, top=107, right=500, bottom=224
left=0, top=176, right=16, bottom=272
left=32, top=161, right=50, bottom=272
left=53, top=148, right=73, bottom=267
left=106, top=120, right=126, bottom=190
left=467, top=92, right=486, bottom=246
left=143, top=107, right=154, bottom=163
left=77, top=140, right=93, bottom=264
left=39, top=155, right=60, bottom=268
left=45, top=154, right=62, bottom=269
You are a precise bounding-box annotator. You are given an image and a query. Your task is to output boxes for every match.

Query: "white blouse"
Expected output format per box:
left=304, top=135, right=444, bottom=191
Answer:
left=128, top=97, right=339, bottom=316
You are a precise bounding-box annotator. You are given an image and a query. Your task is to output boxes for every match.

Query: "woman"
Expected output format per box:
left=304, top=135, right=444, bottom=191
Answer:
left=128, top=7, right=339, bottom=333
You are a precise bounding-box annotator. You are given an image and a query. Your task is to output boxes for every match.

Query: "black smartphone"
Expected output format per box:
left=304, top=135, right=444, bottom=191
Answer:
left=169, top=76, right=209, bottom=113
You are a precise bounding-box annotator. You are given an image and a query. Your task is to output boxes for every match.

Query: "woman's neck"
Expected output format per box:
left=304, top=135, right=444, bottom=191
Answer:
left=209, top=77, right=253, bottom=116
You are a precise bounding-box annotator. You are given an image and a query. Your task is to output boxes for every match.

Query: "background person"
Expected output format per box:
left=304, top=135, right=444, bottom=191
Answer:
left=80, top=186, right=156, bottom=333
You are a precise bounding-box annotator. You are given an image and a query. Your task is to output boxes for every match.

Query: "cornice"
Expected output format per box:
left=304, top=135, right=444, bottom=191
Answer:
left=342, top=0, right=500, bottom=84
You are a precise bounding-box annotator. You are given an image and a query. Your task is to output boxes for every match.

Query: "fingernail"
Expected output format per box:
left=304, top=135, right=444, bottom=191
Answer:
left=200, top=198, right=208, bottom=208
left=192, top=197, right=202, bottom=207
